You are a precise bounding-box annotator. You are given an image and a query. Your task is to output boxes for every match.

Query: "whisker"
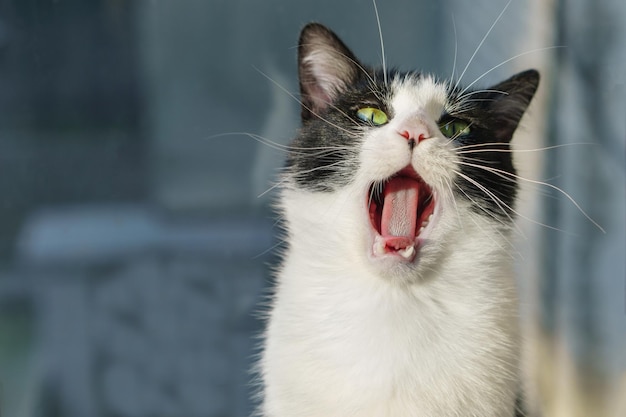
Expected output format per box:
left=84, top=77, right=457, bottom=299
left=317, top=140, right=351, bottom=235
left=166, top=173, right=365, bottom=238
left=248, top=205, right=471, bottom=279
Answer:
left=453, top=142, right=513, bottom=152
left=458, top=46, right=563, bottom=96
left=447, top=89, right=509, bottom=113
left=458, top=156, right=501, bottom=166
left=454, top=182, right=514, bottom=253
left=350, top=61, right=382, bottom=100
left=449, top=13, right=458, bottom=84
left=261, top=159, right=355, bottom=200
left=289, top=160, right=349, bottom=178
left=452, top=182, right=522, bottom=257
left=209, top=132, right=296, bottom=153
left=456, top=89, right=508, bottom=101
left=367, top=179, right=387, bottom=210
left=455, top=170, right=530, bottom=238
left=251, top=235, right=287, bottom=260
left=451, top=98, right=501, bottom=107
left=294, top=40, right=380, bottom=94
left=444, top=121, right=476, bottom=146
left=455, top=0, right=513, bottom=90
left=372, top=0, right=387, bottom=86
left=453, top=171, right=515, bottom=228
left=456, top=162, right=605, bottom=233
left=254, top=66, right=361, bottom=137
left=456, top=142, right=598, bottom=154
left=441, top=176, right=464, bottom=231
left=257, top=178, right=287, bottom=199
left=301, top=38, right=384, bottom=101
left=209, top=132, right=353, bottom=156
left=456, top=161, right=551, bottom=202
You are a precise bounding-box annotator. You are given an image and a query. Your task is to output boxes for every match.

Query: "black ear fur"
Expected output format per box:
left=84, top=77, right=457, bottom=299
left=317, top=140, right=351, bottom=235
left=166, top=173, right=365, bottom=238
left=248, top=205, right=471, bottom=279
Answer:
left=298, top=23, right=362, bottom=121
left=484, top=69, right=540, bottom=140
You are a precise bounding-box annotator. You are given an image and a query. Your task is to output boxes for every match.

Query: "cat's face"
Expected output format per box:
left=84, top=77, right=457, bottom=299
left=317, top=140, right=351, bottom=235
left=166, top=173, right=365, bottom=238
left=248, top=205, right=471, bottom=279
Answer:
left=284, top=23, right=539, bottom=279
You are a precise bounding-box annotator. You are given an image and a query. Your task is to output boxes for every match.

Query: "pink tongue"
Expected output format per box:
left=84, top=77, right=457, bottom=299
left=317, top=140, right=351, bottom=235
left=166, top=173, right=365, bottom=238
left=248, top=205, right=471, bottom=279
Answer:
left=381, top=177, right=420, bottom=242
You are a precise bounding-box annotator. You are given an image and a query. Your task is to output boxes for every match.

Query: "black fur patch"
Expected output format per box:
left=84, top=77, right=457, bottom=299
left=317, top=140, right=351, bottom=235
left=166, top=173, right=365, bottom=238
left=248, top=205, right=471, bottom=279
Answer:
left=286, top=70, right=391, bottom=192
left=447, top=69, right=539, bottom=220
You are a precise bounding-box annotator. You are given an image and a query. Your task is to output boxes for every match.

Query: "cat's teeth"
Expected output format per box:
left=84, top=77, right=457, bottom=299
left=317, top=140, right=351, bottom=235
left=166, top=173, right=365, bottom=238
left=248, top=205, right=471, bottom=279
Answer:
left=398, top=245, right=415, bottom=260
left=418, top=226, right=425, bottom=235
left=420, top=214, right=434, bottom=229
left=374, top=240, right=386, bottom=257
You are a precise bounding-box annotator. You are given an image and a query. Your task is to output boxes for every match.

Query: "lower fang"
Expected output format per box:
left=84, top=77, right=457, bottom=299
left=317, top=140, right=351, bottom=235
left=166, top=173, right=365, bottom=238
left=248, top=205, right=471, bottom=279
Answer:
left=374, top=239, right=386, bottom=256
left=421, top=214, right=433, bottom=228
left=398, top=245, right=415, bottom=260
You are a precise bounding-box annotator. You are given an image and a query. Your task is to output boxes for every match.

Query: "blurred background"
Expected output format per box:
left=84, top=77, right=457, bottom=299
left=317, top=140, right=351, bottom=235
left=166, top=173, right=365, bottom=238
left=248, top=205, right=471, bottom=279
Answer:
left=0, top=0, right=623, bottom=416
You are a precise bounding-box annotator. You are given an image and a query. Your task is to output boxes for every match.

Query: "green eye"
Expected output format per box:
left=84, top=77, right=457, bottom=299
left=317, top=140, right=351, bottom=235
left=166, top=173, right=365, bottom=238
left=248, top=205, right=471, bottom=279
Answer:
left=356, top=107, right=388, bottom=126
left=439, top=120, right=471, bottom=138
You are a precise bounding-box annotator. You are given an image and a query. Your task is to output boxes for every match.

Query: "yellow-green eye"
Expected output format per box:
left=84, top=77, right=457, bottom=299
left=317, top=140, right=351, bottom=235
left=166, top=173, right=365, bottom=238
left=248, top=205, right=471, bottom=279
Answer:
left=356, top=107, right=388, bottom=126
left=439, top=120, right=471, bottom=138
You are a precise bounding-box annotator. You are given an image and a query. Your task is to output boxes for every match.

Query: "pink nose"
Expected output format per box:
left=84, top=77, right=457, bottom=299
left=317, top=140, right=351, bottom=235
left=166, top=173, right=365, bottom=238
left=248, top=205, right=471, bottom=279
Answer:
left=399, top=127, right=428, bottom=147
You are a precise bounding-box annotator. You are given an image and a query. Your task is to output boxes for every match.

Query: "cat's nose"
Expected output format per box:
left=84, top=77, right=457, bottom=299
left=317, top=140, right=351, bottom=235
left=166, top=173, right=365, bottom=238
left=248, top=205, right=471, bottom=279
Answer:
left=399, top=126, right=429, bottom=149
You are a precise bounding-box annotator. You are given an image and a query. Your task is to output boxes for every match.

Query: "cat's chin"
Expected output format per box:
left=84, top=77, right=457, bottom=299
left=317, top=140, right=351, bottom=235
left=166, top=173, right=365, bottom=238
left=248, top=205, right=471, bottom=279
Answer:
left=366, top=166, right=438, bottom=267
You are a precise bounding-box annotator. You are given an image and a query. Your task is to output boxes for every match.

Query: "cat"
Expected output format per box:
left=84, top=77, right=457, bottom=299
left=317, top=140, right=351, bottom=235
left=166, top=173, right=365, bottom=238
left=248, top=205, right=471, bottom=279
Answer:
left=258, top=22, right=539, bottom=417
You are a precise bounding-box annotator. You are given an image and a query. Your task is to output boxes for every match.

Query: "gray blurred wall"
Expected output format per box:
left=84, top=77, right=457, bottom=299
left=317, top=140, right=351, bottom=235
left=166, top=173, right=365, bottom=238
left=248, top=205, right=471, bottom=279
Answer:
left=0, top=1, right=623, bottom=417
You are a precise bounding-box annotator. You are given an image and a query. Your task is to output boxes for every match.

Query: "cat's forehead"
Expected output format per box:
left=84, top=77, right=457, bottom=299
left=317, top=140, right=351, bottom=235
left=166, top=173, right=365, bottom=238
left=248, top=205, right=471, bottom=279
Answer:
left=389, top=74, right=448, bottom=120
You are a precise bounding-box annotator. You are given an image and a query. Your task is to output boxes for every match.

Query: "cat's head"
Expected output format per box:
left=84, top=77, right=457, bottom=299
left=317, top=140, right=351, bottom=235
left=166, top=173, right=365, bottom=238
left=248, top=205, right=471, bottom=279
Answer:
left=283, top=23, right=539, bottom=280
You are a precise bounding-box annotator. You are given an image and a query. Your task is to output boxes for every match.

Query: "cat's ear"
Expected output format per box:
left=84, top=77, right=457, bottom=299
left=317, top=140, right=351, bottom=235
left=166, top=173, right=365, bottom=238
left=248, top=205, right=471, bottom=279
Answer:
left=486, top=69, right=540, bottom=140
left=298, top=23, right=362, bottom=121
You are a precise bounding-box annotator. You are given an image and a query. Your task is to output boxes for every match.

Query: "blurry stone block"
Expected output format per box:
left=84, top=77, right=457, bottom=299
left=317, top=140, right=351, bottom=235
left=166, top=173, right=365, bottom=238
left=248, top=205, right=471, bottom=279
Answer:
left=16, top=205, right=273, bottom=417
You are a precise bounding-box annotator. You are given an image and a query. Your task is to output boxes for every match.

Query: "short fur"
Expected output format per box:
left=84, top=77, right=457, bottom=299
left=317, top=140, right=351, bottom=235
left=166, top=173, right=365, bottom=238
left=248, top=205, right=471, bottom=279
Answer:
left=259, top=23, right=539, bottom=417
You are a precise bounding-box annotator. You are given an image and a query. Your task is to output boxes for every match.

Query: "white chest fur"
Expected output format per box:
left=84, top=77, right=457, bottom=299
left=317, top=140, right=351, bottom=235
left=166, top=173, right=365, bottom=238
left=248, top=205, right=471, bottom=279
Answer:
left=260, top=191, right=521, bottom=417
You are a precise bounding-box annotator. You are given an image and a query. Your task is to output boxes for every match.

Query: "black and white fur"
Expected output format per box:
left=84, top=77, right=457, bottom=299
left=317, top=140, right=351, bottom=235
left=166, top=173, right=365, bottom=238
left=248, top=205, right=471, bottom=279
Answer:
left=259, top=23, right=539, bottom=417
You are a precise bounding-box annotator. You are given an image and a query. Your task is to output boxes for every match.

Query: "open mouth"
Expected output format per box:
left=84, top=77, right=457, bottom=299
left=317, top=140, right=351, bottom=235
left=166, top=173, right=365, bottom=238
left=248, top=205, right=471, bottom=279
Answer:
left=367, top=166, right=436, bottom=262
